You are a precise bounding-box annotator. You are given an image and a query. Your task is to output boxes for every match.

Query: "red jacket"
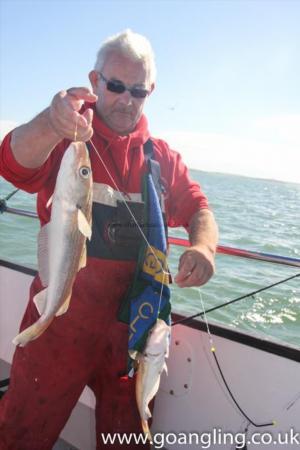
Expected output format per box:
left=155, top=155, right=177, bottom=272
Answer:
left=0, top=110, right=208, bottom=229
left=0, top=109, right=209, bottom=325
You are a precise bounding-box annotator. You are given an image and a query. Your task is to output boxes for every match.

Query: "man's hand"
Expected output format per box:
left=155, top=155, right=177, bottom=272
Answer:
left=49, top=87, right=98, bottom=141
left=174, top=209, right=218, bottom=288
left=174, top=245, right=215, bottom=288
left=10, top=87, right=98, bottom=169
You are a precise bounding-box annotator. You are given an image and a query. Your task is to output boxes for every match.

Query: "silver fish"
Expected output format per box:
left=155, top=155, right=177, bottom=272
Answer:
left=13, top=141, right=93, bottom=347
left=135, top=318, right=170, bottom=441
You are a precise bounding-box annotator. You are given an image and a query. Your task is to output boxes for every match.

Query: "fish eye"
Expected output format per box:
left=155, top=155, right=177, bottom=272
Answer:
left=79, top=166, right=90, bottom=179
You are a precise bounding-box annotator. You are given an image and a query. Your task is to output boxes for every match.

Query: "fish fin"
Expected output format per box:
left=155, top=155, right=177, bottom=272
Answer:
left=46, top=194, right=53, bottom=208
left=12, top=316, right=53, bottom=347
left=37, top=223, right=50, bottom=287
left=141, top=419, right=153, bottom=444
left=163, top=361, right=168, bottom=375
left=33, top=288, right=47, bottom=316
left=128, top=367, right=135, bottom=378
left=55, top=292, right=72, bottom=317
left=145, top=405, right=152, bottom=420
left=144, top=378, right=161, bottom=409
left=77, top=208, right=92, bottom=240
left=78, top=245, right=87, bottom=270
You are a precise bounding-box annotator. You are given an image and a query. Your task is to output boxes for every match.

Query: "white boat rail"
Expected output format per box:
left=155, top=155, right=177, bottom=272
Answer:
left=1, top=201, right=300, bottom=268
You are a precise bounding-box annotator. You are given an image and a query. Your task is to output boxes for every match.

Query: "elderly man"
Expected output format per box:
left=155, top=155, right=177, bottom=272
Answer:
left=0, top=30, right=218, bottom=449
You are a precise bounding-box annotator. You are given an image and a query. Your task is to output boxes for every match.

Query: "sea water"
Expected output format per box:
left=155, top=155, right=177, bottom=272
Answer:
left=0, top=171, right=299, bottom=347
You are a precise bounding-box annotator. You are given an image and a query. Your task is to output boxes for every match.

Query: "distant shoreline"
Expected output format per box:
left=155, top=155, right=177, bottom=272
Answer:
left=0, top=137, right=298, bottom=187
left=189, top=167, right=300, bottom=186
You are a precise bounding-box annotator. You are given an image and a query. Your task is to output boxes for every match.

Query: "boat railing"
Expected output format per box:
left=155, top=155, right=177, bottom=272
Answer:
left=1, top=203, right=300, bottom=268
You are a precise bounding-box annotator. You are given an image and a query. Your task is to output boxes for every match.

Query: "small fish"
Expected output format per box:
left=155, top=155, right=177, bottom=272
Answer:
left=13, top=141, right=93, bottom=347
left=135, top=318, right=170, bottom=442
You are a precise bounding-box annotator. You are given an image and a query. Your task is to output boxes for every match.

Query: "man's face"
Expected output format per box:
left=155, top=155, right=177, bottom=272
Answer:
left=89, top=52, right=154, bottom=135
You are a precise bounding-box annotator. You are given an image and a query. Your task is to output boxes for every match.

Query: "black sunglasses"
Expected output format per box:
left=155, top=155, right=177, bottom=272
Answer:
left=98, top=72, right=150, bottom=99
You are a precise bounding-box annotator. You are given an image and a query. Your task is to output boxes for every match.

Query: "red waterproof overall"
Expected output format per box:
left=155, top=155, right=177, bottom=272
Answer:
left=0, top=109, right=208, bottom=450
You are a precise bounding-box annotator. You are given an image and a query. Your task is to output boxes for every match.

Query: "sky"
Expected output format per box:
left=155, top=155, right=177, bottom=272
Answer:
left=0, top=0, right=299, bottom=183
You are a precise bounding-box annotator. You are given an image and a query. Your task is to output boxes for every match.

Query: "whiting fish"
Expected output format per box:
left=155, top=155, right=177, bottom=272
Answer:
left=13, top=141, right=93, bottom=347
left=135, top=318, right=170, bottom=442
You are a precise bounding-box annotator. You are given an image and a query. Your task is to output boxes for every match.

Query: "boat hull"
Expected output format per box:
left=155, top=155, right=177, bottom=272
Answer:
left=1, top=260, right=299, bottom=449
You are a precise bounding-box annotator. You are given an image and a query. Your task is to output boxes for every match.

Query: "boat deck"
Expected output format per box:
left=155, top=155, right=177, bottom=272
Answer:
left=1, top=261, right=299, bottom=450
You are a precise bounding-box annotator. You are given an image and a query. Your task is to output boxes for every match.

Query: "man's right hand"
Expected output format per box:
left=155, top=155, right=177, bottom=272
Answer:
left=49, top=87, right=98, bottom=142
left=10, top=87, right=98, bottom=169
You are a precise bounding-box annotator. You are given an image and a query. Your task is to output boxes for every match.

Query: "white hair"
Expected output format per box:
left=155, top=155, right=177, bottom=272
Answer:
left=94, top=29, right=157, bottom=85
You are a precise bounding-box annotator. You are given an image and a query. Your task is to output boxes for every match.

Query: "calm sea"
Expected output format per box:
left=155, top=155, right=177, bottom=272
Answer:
left=0, top=170, right=299, bottom=347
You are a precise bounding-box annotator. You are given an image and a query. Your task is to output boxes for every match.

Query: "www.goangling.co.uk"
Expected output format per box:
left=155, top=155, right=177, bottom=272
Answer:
left=100, top=428, right=300, bottom=448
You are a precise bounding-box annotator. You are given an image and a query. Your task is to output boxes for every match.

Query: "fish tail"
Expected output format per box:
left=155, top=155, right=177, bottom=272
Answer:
left=141, top=419, right=153, bottom=444
left=12, top=316, right=53, bottom=347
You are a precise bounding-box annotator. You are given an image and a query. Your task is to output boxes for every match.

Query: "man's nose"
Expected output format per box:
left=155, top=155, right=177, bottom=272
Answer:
left=118, top=89, right=133, bottom=105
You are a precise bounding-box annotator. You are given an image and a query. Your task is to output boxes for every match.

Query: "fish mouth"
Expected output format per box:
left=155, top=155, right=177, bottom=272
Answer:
left=72, top=142, right=91, bottom=169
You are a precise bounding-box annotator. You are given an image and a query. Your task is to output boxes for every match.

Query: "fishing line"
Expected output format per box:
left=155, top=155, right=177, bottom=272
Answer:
left=74, top=119, right=78, bottom=142
left=157, top=270, right=167, bottom=316
left=87, top=138, right=299, bottom=333
left=172, top=272, right=300, bottom=326
left=87, top=138, right=170, bottom=281
left=198, top=292, right=274, bottom=428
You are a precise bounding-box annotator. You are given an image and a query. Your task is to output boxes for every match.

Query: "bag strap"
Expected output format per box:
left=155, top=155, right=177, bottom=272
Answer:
left=143, top=139, right=165, bottom=200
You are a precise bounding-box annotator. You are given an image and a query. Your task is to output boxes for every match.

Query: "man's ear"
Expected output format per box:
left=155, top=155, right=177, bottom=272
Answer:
left=149, top=82, right=155, bottom=95
left=89, top=70, right=99, bottom=91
